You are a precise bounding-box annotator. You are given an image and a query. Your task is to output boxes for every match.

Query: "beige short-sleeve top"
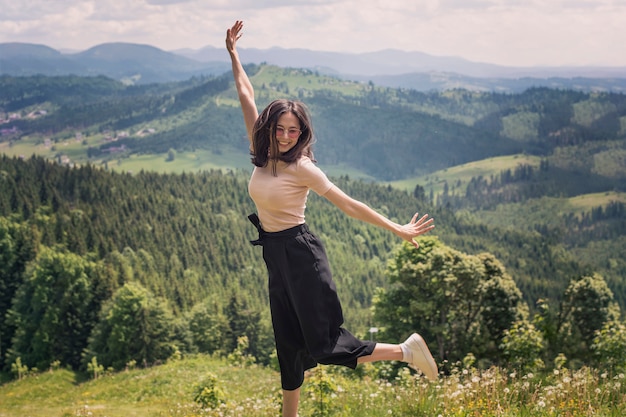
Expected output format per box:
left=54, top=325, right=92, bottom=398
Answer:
left=248, top=156, right=334, bottom=232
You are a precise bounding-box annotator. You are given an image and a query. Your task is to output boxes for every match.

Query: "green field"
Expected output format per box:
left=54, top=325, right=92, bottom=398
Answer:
left=0, top=356, right=280, bottom=417
left=568, top=191, right=626, bottom=211
left=389, top=154, right=543, bottom=195
left=252, top=65, right=369, bottom=98
left=1, top=356, right=625, bottom=417
left=107, top=148, right=252, bottom=174
left=0, top=130, right=379, bottom=180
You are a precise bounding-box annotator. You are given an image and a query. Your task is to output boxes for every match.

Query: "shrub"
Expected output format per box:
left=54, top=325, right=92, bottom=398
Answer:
left=500, top=320, right=545, bottom=372
left=592, top=320, right=626, bottom=372
left=193, top=372, right=225, bottom=409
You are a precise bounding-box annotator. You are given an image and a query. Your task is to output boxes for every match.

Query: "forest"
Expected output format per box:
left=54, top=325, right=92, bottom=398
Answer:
left=0, top=70, right=625, bottom=388
left=0, top=154, right=623, bottom=376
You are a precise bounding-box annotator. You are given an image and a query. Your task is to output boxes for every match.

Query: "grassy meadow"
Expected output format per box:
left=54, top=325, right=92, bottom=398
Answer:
left=388, top=153, right=626, bottom=224
left=1, top=356, right=625, bottom=417
left=568, top=191, right=626, bottom=211
left=0, top=121, right=382, bottom=179
left=107, top=148, right=251, bottom=175
left=388, top=154, right=543, bottom=196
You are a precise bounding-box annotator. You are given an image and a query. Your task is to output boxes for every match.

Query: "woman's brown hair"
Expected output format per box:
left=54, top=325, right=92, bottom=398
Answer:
left=251, top=99, right=315, bottom=175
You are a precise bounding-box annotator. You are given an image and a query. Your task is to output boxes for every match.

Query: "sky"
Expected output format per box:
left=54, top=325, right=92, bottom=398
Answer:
left=0, top=0, right=625, bottom=68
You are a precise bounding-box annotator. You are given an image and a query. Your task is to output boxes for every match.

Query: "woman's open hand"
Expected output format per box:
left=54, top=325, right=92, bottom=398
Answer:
left=226, top=20, right=244, bottom=54
left=398, top=213, right=435, bottom=249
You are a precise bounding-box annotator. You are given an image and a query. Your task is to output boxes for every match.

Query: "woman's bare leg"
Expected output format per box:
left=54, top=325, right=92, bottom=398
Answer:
left=282, top=387, right=300, bottom=417
left=361, top=335, right=438, bottom=380
left=357, top=343, right=403, bottom=364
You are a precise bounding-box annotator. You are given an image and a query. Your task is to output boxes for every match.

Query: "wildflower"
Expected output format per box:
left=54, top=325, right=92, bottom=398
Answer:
left=595, top=388, right=601, bottom=394
left=450, top=390, right=463, bottom=399
left=553, top=369, right=559, bottom=375
left=601, top=372, right=608, bottom=379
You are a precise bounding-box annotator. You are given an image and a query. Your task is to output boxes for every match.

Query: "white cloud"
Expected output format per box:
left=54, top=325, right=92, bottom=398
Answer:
left=0, top=0, right=77, bottom=21
left=0, top=0, right=624, bottom=66
left=146, top=0, right=195, bottom=5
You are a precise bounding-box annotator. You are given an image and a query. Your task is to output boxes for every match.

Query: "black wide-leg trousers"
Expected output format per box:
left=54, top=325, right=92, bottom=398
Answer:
left=249, top=214, right=376, bottom=390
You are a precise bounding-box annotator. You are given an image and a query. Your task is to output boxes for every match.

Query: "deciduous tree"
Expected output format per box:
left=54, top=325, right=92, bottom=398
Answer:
left=7, top=246, right=96, bottom=369
left=83, top=281, right=176, bottom=370
left=561, top=273, right=617, bottom=358
left=373, top=237, right=524, bottom=367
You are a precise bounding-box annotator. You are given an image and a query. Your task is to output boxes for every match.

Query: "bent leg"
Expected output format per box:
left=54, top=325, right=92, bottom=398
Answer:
left=357, top=343, right=403, bottom=364
left=357, top=336, right=438, bottom=381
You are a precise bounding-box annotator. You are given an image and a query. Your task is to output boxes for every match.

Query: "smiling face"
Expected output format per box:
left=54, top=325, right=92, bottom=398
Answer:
left=274, top=112, right=302, bottom=154
left=251, top=99, right=315, bottom=172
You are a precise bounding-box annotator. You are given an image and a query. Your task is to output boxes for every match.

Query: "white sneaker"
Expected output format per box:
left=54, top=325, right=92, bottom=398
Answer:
left=403, top=333, right=438, bottom=381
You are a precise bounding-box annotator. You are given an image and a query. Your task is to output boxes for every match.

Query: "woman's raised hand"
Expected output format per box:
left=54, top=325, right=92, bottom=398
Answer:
left=226, top=20, right=244, bottom=54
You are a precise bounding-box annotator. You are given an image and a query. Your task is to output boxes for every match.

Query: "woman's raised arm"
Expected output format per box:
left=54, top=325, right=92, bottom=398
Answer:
left=226, top=20, right=258, bottom=144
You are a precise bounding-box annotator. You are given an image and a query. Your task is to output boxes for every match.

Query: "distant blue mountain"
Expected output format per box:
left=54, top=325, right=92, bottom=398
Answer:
left=0, top=42, right=229, bottom=84
left=176, top=45, right=626, bottom=78
left=2, top=42, right=625, bottom=92
left=0, top=43, right=86, bottom=75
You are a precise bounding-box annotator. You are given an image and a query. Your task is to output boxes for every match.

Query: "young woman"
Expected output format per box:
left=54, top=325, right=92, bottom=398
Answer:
left=226, top=20, right=438, bottom=417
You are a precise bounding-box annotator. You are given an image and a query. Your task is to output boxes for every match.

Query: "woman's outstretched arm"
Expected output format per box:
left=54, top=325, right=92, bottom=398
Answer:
left=226, top=20, right=258, bottom=144
left=323, top=185, right=435, bottom=248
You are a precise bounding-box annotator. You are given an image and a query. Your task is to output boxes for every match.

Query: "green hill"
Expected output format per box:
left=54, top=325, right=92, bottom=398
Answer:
left=1, top=71, right=625, bottom=312
left=390, top=154, right=544, bottom=195
left=389, top=153, right=626, bottom=304
left=2, top=69, right=625, bottom=184
left=1, top=72, right=625, bottom=381
left=2, top=354, right=625, bottom=417
left=0, top=355, right=280, bottom=417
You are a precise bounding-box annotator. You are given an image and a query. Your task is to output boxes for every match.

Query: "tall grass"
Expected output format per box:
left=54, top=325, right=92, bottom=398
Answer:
left=1, top=355, right=624, bottom=416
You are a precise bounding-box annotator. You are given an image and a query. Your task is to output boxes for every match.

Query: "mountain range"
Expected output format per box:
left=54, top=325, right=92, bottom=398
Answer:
left=1, top=42, right=626, bottom=92
left=0, top=42, right=230, bottom=85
